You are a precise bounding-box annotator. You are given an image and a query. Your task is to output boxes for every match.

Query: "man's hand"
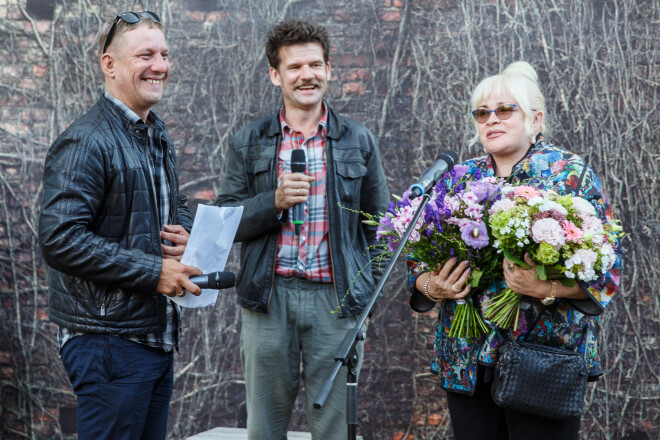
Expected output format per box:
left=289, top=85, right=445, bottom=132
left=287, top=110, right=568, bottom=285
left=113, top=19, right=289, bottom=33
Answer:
left=161, top=224, right=189, bottom=261
left=275, top=173, right=315, bottom=211
left=157, top=258, right=203, bottom=298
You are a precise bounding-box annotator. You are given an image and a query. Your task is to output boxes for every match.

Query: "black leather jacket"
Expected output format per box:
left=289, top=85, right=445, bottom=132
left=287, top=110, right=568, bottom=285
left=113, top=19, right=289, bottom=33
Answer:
left=38, top=95, right=193, bottom=335
left=215, top=104, right=389, bottom=318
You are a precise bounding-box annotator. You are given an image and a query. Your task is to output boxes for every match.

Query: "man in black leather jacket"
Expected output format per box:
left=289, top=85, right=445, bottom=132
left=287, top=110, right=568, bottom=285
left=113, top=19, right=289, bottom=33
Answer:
left=215, top=19, right=389, bottom=439
left=38, top=12, right=201, bottom=440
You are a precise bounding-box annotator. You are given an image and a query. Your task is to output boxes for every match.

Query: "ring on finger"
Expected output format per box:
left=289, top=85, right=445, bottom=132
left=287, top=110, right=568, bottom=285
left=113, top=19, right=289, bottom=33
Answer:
left=507, top=263, right=515, bottom=273
left=451, top=284, right=462, bottom=293
left=297, top=189, right=300, bottom=195
left=176, top=290, right=184, bottom=297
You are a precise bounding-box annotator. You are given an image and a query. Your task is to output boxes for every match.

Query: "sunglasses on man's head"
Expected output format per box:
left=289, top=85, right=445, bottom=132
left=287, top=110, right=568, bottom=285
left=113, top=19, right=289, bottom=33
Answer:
left=102, top=11, right=161, bottom=54
left=471, top=104, right=520, bottom=123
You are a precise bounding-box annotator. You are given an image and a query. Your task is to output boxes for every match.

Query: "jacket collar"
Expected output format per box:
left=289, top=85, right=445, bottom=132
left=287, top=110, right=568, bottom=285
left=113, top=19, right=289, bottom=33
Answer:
left=98, top=93, right=166, bottom=133
left=485, top=133, right=546, bottom=179
left=262, top=100, right=346, bottom=140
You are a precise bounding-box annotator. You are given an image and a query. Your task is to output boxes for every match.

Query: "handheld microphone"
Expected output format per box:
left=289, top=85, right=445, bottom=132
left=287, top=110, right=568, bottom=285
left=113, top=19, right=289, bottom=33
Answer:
left=409, top=150, right=458, bottom=199
left=189, top=271, right=235, bottom=289
left=290, top=149, right=306, bottom=236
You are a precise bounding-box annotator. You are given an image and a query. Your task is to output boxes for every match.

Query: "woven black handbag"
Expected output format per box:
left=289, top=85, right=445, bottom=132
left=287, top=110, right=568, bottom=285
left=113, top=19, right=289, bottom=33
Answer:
left=491, top=307, right=589, bottom=419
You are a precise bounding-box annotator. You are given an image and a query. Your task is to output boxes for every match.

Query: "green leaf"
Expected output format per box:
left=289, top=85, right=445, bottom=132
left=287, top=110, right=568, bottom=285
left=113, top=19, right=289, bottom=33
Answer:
left=560, top=278, right=577, bottom=287
left=469, top=270, right=483, bottom=287
left=535, top=264, right=547, bottom=280
left=503, top=248, right=531, bottom=269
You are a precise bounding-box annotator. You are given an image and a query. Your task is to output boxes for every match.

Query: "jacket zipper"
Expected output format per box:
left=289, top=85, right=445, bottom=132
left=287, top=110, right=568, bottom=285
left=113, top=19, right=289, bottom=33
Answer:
left=266, top=136, right=282, bottom=312
left=325, top=137, right=341, bottom=316
left=100, top=292, right=112, bottom=316
left=164, top=137, right=175, bottom=223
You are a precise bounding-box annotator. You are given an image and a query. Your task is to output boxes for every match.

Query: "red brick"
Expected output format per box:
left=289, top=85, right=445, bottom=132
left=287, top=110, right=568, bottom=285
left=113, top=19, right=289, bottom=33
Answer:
left=184, top=11, right=205, bottom=21
left=427, top=413, right=444, bottom=425
left=381, top=11, right=402, bottom=21
left=206, top=11, right=227, bottom=22
left=344, top=69, right=369, bottom=81
left=342, top=82, right=365, bottom=95
left=32, top=64, right=48, bottom=77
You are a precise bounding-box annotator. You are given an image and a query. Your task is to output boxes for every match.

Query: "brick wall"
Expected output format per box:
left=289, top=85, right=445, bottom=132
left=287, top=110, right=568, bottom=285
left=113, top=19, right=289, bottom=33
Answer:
left=1, top=0, right=658, bottom=439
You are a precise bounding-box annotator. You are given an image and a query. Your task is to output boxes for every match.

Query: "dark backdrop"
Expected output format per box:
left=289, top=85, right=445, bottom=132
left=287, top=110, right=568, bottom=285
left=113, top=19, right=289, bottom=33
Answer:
left=1, top=0, right=658, bottom=439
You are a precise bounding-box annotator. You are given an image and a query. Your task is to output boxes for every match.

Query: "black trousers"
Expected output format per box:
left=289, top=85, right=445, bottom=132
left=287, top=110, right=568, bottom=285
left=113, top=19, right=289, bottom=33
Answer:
left=446, top=367, right=581, bottom=440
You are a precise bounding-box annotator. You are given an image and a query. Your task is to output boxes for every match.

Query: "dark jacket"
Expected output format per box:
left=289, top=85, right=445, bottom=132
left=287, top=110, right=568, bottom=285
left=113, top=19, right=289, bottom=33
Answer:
left=215, top=104, right=389, bottom=318
left=38, top=94, right=193, bottom=335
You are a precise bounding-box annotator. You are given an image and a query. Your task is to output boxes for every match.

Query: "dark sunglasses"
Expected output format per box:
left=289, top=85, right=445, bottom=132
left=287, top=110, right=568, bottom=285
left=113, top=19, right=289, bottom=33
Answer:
left=102, top=11, right=161, bottom=54
left=471, top=104, right=520, bottom=123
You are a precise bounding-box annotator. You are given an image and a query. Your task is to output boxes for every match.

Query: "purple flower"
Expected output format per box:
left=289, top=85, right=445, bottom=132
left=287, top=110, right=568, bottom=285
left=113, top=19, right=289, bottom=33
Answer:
left=434, top=197, right=445, bottom=211
left=424, top=203, right=436, bottom=224
left=470, top=181, right=489, bottom=203
left=397, top=196, right=410, bottom=209
left=453, top=164, right=470, bottom=178
left=387, top=237, right=398, bottom=253
left=387, top=201, right=396, bottom=215
left=377, top=215, right=394, bottom=239
left=461, top=220, right=489, bottom=249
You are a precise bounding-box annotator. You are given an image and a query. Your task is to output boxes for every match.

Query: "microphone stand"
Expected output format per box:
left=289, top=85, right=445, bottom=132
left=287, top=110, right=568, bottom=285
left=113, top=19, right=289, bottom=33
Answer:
left=313, top=193, right=432, bottom=440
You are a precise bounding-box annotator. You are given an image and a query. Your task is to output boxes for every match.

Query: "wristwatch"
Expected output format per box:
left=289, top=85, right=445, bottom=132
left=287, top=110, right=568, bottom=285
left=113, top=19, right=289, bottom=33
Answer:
left=542, top=280, right=558, bottom=306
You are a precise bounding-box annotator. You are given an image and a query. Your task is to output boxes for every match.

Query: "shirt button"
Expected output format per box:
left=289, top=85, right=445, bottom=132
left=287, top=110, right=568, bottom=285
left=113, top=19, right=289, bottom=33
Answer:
left=301, top=235, right=306, bottom=241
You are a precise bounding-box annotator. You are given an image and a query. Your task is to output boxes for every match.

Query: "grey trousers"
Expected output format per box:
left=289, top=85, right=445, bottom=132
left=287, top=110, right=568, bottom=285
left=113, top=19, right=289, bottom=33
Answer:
left=240, top=275, right=365, bottom=440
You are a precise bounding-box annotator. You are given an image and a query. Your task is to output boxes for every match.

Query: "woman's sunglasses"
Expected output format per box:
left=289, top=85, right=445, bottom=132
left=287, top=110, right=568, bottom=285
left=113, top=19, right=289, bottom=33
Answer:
left=471, top=104, right=520, bottom=123
left=102, top=11, right=161, bottom=54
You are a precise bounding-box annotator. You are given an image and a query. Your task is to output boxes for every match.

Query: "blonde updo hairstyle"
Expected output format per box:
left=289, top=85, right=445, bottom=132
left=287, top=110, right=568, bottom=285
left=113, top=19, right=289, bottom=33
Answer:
left=468, top=61, right=547, bottom=147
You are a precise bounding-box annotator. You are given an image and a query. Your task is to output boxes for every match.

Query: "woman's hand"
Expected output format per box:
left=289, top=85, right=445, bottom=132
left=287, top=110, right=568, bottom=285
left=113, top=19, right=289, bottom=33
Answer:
left=502, top=253, right=548, bottom=298
left=416, top=258, right=471, bottom=301
left=503, top=253, right=589, bottom=300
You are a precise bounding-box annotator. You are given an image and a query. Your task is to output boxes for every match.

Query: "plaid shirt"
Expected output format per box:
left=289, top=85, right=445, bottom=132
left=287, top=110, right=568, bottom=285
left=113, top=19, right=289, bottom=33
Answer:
left=274, top=105, right=333, bottom=283
left=58, top=92, right=178, bottom=353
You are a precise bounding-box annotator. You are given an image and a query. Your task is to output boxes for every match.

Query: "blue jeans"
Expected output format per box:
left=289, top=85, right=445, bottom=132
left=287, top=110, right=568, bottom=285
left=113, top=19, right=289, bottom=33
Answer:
left=60, top=334, right=174, bottom=440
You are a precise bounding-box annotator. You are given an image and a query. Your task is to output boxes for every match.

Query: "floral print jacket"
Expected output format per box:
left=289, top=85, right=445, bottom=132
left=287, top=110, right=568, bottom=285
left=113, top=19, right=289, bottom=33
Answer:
left=407, top=135, right=623, bottom=395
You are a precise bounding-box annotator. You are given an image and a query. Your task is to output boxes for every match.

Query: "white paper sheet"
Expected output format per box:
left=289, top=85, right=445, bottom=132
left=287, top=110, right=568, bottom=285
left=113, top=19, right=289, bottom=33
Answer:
left=171, top=204, right=243, bottom=308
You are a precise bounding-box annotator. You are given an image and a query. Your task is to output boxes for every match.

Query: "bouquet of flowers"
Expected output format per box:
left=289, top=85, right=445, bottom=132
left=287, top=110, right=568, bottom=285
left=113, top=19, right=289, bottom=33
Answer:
left=365, top=165, right=504, bottom=338
left=483, top=185, right=624, bottom=329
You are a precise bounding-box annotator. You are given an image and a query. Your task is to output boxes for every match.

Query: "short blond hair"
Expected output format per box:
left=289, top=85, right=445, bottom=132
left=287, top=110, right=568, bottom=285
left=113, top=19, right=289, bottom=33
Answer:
left=468, top=61, right=547, bottom=147
left=98, top=12, right=163, bottom=58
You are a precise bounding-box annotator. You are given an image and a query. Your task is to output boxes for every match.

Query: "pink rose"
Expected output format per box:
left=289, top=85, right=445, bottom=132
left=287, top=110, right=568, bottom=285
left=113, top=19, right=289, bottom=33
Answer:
left=531, top=218, right=566, bottom=248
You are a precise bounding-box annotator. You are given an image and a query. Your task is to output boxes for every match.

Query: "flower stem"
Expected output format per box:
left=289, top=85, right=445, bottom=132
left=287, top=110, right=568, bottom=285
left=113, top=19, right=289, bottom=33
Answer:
left=483, top=288, right=522, bottom=330
left=448, top=297, right=488, bottom=338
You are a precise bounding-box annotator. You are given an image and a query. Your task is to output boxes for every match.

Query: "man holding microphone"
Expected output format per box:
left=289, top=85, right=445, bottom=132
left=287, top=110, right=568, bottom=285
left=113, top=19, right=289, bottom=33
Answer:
left=215, top=18, right=389, bottom=440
